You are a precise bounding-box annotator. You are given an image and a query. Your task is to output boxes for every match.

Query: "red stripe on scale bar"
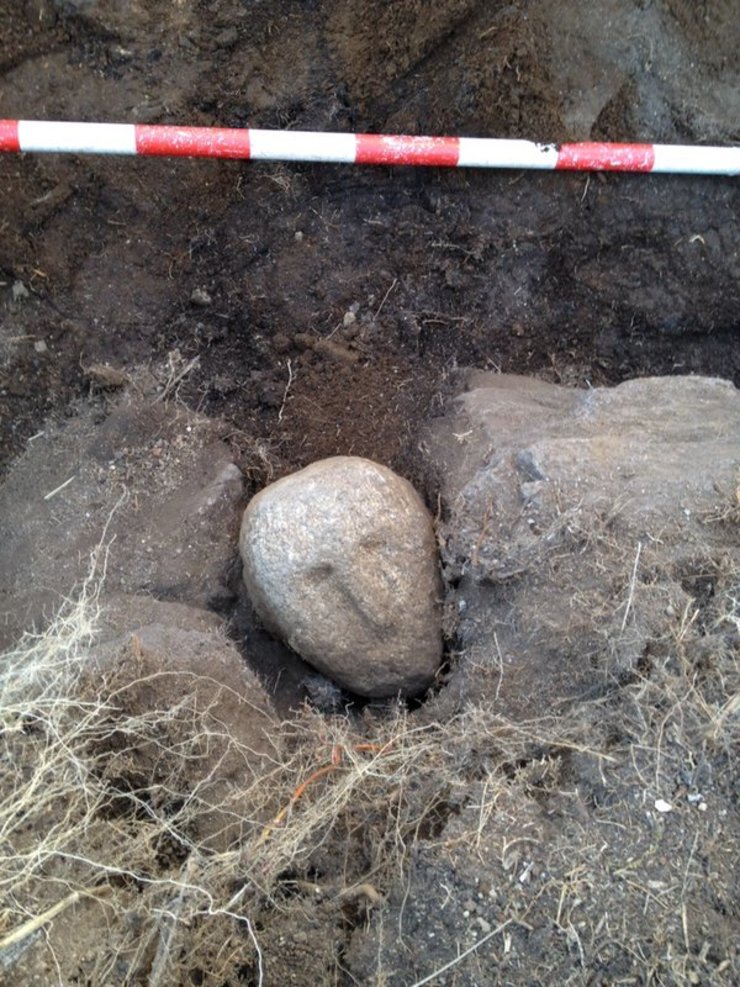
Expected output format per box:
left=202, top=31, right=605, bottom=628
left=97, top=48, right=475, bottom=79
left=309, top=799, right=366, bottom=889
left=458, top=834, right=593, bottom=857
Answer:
left=0, top=120, right=20, bottom=152
left=355, top=133, right=460, bottom=166
left=556, top=142, right=655, bottom=172
left=135, top=125, right=251, bottom=158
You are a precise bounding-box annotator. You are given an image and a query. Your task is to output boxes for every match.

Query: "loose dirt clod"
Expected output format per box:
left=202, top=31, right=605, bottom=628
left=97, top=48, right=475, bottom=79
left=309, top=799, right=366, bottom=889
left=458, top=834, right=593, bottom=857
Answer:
left=82, top=363, right=130, bottom=391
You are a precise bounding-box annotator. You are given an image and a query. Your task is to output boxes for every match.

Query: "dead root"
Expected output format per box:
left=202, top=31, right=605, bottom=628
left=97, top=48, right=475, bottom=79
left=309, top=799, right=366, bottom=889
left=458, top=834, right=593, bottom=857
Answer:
left=1, top=550, right=738, bottom=986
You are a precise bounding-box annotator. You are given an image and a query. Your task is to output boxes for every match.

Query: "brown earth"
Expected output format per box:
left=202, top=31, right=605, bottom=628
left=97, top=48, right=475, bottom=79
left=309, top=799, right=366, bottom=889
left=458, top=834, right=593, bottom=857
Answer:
left=2, top=0, right=739, bottom=484
left=0, top=1, right=738, bottom=985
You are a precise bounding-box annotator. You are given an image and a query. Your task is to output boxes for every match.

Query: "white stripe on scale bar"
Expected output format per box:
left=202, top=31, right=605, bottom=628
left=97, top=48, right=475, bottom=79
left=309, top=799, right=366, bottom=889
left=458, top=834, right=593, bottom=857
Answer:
left=18, top=121, right=137, bottom=154
left=248, top=129, right=357, bottom=162
left=651, top=143, right=740, bottom=175
left=458, top=138, right=559, bottom=169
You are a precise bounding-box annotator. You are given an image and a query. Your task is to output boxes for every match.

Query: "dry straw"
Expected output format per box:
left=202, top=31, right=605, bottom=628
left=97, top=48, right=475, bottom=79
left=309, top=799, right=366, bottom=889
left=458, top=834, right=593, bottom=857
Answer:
left=1, top=542, right=737, bottom=985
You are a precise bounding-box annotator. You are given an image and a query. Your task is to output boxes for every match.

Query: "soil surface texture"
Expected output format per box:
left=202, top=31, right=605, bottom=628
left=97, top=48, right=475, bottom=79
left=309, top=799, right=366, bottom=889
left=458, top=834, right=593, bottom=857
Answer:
left=0, top=2, right=738, bottom=986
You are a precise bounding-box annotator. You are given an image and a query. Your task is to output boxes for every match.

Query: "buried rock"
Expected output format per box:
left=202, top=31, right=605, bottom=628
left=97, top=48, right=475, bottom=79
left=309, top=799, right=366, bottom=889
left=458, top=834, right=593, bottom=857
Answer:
left=91, top=595, right=278, bottom=852
left=239, top=456, right=442, bottom=698
left=421, top=373, right=740, bottom=719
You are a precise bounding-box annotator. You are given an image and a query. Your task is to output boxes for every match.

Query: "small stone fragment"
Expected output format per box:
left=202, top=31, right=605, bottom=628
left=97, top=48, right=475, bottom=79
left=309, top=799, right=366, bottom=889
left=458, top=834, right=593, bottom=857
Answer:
left=239, top=456, right=442, bottom=697
left=215, top=27, right=238, bottom=48
left=190, top=287, right=213, bottom=307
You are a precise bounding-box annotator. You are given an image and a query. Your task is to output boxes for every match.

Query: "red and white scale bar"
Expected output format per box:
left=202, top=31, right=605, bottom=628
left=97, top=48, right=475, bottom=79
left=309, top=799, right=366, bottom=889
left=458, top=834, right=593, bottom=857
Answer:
left=1, top=120, right=739, bottom=174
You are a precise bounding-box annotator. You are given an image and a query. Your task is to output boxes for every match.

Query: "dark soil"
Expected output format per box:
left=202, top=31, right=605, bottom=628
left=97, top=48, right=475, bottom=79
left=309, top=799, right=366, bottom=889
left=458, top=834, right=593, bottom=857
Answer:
left=2, top=0, right=739, bottom=484
left=1, top=1, right=738, bottom=985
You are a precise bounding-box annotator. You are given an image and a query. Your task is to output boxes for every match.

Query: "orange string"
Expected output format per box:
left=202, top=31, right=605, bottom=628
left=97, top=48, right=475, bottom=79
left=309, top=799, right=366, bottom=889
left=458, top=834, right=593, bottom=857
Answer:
left=256, top=742, right=392, bottom=846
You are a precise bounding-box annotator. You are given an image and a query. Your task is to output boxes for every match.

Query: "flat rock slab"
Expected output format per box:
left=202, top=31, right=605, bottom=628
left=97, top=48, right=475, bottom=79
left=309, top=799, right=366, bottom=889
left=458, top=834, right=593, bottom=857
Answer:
left=422, top=373, right=740, bottom=719
left=240, top=456, right=442, bottom=698
left=0, top=396, right=243, bottom=650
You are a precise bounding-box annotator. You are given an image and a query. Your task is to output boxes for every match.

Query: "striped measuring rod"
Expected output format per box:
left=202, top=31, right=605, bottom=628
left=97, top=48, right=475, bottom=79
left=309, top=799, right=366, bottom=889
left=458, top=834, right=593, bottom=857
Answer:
left=1, top=120, right=739, bottom=174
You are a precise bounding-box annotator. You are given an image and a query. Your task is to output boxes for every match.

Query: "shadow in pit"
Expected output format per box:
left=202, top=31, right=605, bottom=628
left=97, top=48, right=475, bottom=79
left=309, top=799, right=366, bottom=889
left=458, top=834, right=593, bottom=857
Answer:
left=218, top=549, right=457, bottom=719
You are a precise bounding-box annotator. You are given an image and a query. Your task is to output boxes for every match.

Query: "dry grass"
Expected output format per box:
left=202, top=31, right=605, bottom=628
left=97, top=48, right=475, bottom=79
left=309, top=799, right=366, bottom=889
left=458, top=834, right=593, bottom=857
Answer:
left=0, top=574, right=609, bottom=985
left=0, top=565, right=274, bottom=984
left=0, top=552, right=738, bottom=985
